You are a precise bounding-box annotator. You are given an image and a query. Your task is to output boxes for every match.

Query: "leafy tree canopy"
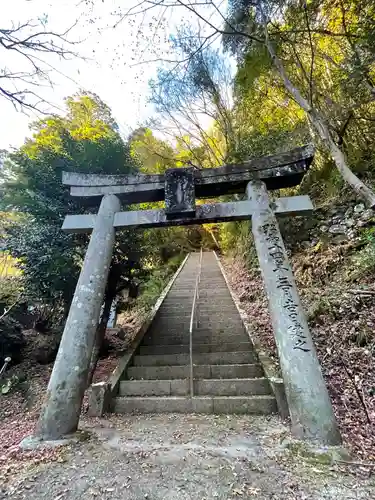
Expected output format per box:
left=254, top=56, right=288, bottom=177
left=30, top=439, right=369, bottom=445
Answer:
left=0, top=93, right=141, bottom=312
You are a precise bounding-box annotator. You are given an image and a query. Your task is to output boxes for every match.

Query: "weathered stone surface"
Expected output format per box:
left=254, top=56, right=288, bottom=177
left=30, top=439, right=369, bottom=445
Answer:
left=247, top=180, right=341, bottom=445
left=113, top=395, right=276, bottom=414
left=114, top=396, right=214, bottom=414
left=209, top=364, right=263, bottom=379
left=63, top=145, right=314, bottom=203
left=165, top=168, right=195, bottom=218
left=331, top=215, right=342, bottom=224
left=36, top=194, right=121, bottom=440
left=19, top=435, right=79, bottom=450
left=107, top=255, right=189, bottom=396
left=212, top=395, right=277, bottom=415
left=361, top=209, right=374, bottom=221
left=132, top=351, right=256, bottom=367
left=345, top=218, right=355, bottom=227
left=328, top=224, right=346, bottom=234
left=120, top=380, right=173, bottom=397
left=62, top=196, right=314, bottom=233
left=357, top=220, right=368, bottom=227
left=195, top=378, right=271, bottom=396
left=354, top=203, right=365, bottom=214
left=268, top=377, right=289, bottom=420
left=139, top=341, right=252, bottom=355
left=126, top=363, right=263, bottom=380
left=87, top=382, right=111, bottom=417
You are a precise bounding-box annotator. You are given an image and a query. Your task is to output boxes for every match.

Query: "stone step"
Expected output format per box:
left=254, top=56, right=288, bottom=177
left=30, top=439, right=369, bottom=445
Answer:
left=194, top=328, right=246, bottom=335
left=150, top=318, right=243, bottom=327
left=148, top=322, right=244, bottom=333
left=139, top=342, right=252, bottom=355
left=200, top=280, right=224, bottom=283
left=120, top=379, right=188, bottom=396
left=132, top=351, right=256, bottom=367
left=164, top=297, right=233, bottom=303
left=126, top=363, right=264, bottom=380
left=113, top=395, right=277, bottom=414
left=143, top=333, right=248, bottom=345
left=174, top=285, right=225, bottom=288
left=144, top=329, right=248, bottom=339
left=163, top=294, right=195, bottom=298
left=195, top=378, right=271, bottom=396
left=198, top=287, right=228, bottom=291
left=200, top=274, right=223, bottom=277
left=156, top=311, right=239, bottom=319
left=199, top=281, right=224, bottom=284
left=119, top=378, right=271, bottom=397
left=158, top=305, right=238, bottom=313
left=171, top=283, right=198, bottom=286
left=197, top=300, right=235, bottom=306
left=169, top=290, right=226, bottom=295
left=172, top=279, right=197, bottom=282
left=160, top=304, right=235, bottom=311
left=157, top=312, right=241, bottom=320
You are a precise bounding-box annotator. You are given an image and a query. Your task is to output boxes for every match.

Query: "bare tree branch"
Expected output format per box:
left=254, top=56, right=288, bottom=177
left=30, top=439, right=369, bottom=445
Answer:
left=0, top=19, right=80, bottom=112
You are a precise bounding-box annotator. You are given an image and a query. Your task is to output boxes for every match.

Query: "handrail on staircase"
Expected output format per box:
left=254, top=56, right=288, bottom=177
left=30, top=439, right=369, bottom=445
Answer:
left=189, top=248, right=203, bottom=398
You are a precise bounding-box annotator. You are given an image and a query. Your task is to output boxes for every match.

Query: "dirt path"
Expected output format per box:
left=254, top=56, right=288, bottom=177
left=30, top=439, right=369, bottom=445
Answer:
left=1, top=414, right=374, bottom=500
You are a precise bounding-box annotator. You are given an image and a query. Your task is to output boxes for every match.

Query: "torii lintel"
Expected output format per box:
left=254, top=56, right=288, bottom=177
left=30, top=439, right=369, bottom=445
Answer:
left=62, top=144, right=314, bottom=205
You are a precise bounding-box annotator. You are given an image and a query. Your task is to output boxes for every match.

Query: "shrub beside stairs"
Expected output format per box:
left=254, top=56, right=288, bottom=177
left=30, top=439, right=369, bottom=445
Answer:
left=110, top=251, right=277, bottom=414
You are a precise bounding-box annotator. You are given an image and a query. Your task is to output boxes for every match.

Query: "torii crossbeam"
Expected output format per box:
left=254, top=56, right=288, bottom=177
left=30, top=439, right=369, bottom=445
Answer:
left=36, top=144, right=341, bottom=446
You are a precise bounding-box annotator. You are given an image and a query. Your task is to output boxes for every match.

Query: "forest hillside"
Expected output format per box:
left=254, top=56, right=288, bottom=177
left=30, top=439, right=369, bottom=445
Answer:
left=0, top=0, right=375, bottom=481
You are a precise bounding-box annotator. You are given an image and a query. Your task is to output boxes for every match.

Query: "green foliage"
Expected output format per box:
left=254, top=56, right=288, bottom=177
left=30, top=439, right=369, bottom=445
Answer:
left=0, top=93, right=140, bottom=313
left=130, top=127, right=175, bottom=173
left=137, top=255, right=183, bottom=310
left=232, top=48, right=309, bottom=161
left=0, top=316, right=25, bottom=362
left=0, top=214, right=24, bottom=307
left=219, top=221, right=257, bottom=267
left=0, top=275, right=23, bottom=309
left=5, top=218, right=81, bottom=306
left=216, top=0, right=375, bottom=258
left=221, top=0, right=375, bottom=204
left=129, top=126, right=219, bottom=266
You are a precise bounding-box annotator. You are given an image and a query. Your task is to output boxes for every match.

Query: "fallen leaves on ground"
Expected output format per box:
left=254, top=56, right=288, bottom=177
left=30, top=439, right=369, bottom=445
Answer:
left=0, top=326, right=131, bottom=485
left=223, top=252, right=375, bottom=463
left=0, top=362, right=61, bottom=485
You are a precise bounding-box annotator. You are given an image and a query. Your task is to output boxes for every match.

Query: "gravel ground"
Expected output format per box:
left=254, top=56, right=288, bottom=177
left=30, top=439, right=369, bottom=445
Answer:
left=1, top=414, right=374, bottom=500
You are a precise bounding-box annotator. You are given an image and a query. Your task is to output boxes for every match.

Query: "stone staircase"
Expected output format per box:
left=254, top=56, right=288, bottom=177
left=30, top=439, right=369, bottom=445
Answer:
left=113, top=251, right=277, bottom=414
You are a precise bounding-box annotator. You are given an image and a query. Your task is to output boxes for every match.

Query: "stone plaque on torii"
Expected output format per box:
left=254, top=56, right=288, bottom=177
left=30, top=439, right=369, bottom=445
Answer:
left=36, top=145, right=341, bottom=445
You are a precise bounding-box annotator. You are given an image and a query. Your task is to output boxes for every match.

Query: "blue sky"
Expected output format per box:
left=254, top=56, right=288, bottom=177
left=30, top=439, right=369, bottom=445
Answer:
left=0, top=0, right=227, bottom=150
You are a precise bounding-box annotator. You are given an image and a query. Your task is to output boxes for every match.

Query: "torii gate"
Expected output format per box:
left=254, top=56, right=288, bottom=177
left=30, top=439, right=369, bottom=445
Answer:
left=36, top=145, right=341, bottom=445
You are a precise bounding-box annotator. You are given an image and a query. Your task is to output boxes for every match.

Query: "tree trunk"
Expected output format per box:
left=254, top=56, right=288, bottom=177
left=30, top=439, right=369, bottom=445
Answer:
left=310, top=111, right=375, bottom=207
left=260, top=13, right=375, bottom=207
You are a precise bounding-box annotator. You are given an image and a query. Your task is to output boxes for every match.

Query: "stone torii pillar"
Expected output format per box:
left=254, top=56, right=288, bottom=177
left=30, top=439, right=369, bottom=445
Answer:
left=31, top=145, right=341, bottom=445
left=248, top=181, right=341, bottom=444
left=36, top=194, right=120, bottom=440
